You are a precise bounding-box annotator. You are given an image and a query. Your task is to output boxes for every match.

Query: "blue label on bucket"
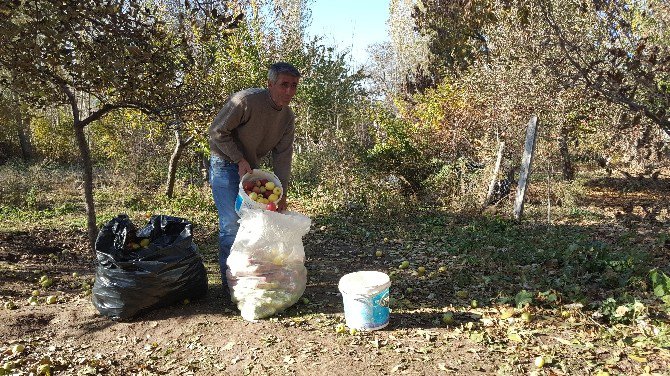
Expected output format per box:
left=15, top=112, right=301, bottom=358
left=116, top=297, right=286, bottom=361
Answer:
left=234, top=194, right=243, bottom=212
left=342, top=288, right=390, bottom=330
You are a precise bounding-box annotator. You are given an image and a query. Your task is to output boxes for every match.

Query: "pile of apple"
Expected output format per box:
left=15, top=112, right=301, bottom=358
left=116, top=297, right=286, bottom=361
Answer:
left=243, top=178, right=282, bottom=211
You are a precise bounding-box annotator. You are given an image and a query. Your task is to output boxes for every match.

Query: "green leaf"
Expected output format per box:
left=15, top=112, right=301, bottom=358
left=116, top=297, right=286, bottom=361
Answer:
left=514, top=290, right=533, bottom=308
left=650, top=269, right=670, bottom=298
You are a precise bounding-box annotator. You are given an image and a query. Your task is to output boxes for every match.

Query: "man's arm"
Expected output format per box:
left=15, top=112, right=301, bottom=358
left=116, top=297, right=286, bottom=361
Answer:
left=209, top=97, right=247, bottom=164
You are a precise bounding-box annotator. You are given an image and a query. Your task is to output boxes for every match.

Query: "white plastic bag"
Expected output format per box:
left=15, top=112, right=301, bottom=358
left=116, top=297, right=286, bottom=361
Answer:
left=226, top=208, right=311, bottom=320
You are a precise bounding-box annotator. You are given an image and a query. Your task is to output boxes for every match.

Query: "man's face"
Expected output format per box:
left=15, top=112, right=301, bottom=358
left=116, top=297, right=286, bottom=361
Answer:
left=268, top=73, right=299, bottom=108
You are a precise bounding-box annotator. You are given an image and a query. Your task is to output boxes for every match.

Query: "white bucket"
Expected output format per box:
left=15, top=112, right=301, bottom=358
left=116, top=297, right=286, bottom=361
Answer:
left=338, top=271, right=391, bottom=331
left=234, top=169, right=283, bottom=214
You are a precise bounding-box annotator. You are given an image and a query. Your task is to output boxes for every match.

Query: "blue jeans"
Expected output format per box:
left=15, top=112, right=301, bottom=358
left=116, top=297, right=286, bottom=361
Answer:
left=209, top=155, right=240, bottom=282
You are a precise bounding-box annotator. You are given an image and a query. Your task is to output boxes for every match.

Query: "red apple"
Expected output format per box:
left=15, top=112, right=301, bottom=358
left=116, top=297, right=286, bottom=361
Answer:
left=260, top=179, right=268, bottom=186
left=266, top=202, right=277, bottom=211
left=243, top=182, right=255, bottom=191
left=252, top=186, right=261, bottom=194
left=263, top=190, right=272, bottom=198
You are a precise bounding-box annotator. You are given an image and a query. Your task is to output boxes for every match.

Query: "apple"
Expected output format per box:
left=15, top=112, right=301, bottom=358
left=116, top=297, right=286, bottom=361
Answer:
left=265, top=181, right=276, bottom=190
left=259, top=186, right=267, bottom=193
left=139, top=238, right=150, bottom=248
left=249, top=192, right=258, bottom=200
left=4, top=301, right=16, bottom=310
left=266, top=202, right=277, bottom=211
left=438, top=266, right=447, bottom=273
left=243, top=182, right=255, bottom=191
left=252, top=186, right=261, bottom=194
left=417, top=266, right=426, bottom=276
left=31, top=290, right=40, bottom=297
left=39, top=275, right=48, bottom=283
left=11, top=344, right=25, bottom=354
left=442, top=312, right=455, bottom=324
left=521, top=312, right=533, bottom=323
left=349, top=328, right=358, bottom=335
left=129, top=242, right=140, bottom=250
left=273, top=187, right=282, bottom=195
left=72, top=272, right=79, bottom=278
left=470, top=299, right=478, bottom=308
left=399, top=261, right=409, bottom=269
left=46, top=296, right=57, bottom=304
left=40, top=278, right=53, bottom=288
left=28, top=296, right=38, bottom=305
left=375, top=250, right=383, bottom=257
left=259, top=179, right=268, bottom=186
left=335, top=323, right=346, bottom=334
left=267, top=193, right=279, bottom=202
left=534, top=356, right=545, bottom=368
left=37, top=364, right=51, bottom=375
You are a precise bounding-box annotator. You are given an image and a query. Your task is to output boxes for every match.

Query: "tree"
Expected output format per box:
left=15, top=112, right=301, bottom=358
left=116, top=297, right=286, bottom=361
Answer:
left=0, top=0, right=241, bottom=251
left=540, top=0, right=670, bottom=137
left=410, top=0, right=498, bottom=91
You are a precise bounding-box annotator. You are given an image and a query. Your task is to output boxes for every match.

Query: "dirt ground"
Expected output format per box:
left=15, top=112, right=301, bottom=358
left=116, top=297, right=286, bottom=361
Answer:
left=0, top=228, right=472, bottom=376
left=1, top=176, right=670, bottom=375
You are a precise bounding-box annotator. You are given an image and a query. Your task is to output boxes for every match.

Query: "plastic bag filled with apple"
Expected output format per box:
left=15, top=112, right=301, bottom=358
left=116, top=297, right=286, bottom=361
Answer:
left=226, top=208, right=311, bottom=321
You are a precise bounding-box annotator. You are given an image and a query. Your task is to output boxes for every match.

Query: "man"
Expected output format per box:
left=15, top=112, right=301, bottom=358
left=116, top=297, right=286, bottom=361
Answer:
left=208, top=62, right=300, bottom=282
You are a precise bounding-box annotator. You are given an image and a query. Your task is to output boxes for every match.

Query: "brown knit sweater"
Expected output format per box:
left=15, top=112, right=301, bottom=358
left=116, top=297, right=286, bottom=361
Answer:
left=208, top=88, right=295, bottom=190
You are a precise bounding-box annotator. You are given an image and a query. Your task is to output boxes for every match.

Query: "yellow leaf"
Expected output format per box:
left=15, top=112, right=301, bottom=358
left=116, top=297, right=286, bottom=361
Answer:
left=628, top=354, right=647, bottom=363
left=508, top=333, right=523, bottom=342
left=500, top=308, right=515, bottom=319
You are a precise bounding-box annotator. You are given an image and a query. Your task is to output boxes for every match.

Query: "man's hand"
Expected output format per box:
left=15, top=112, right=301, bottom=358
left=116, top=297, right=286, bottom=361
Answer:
left=277, top=195, right=288, bottom=212
left=237, top=158, right=253, bottom=178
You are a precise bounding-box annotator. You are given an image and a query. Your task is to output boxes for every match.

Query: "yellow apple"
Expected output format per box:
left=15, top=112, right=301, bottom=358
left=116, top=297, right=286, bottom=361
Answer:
left=265, top=181, right=276, bottom=190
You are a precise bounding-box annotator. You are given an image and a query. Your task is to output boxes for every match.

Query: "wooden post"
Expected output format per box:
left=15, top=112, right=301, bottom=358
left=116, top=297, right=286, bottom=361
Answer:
left=484, top=141, right=505, bottom=206
left=513, top=116, right=539, bottom=221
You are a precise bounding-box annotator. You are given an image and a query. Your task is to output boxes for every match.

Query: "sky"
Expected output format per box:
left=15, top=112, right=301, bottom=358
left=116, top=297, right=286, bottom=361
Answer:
left=306, top=0, right=390, bottom=68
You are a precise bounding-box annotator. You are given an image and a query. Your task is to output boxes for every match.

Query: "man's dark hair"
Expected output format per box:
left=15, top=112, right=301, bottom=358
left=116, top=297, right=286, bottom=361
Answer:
left=268, top=62, right=301, bottom=83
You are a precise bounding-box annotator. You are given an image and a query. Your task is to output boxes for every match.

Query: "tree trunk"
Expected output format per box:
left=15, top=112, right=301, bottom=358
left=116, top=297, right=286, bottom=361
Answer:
left=484, top=141, right=505, bottom=206
left=73, top=121, right=98, bottom=253
left=165, top=130, right=194, bottom=198
left=197, top=151, right=210, bottom=186
left=558, top=123, right=574, bottom=180
left=17, top=116, right=34, bottom=161
left=513, top=116, right=539, bottom=221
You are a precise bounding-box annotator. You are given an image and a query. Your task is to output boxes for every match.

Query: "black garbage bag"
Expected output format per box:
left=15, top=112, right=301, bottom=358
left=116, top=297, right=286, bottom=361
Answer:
left=92, top=214, right=208, bottom=320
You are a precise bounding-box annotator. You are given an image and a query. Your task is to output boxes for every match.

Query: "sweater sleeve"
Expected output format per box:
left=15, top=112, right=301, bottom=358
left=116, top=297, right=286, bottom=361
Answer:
left=208, top=97, right=247, bottom=163
left=272, top=121, right=295, bottom=192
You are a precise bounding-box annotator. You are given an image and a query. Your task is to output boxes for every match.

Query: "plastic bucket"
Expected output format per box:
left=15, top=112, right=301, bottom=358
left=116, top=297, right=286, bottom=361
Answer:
left=234, top=169, right=283, bottom=214
left=338, top=271, right=391, bottom=331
